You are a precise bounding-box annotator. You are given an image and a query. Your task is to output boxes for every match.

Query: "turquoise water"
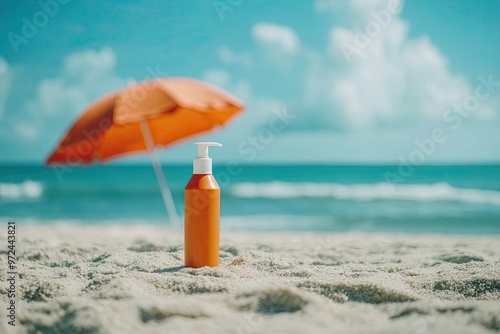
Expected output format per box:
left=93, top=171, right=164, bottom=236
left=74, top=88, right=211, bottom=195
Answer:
left=1, top=164, right=500, bottom=234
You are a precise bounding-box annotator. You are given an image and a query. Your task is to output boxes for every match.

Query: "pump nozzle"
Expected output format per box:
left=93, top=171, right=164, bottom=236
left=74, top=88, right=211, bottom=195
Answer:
left=193, top=142, right=222, bottom=174
left=195, top=142, right=222, bottom=158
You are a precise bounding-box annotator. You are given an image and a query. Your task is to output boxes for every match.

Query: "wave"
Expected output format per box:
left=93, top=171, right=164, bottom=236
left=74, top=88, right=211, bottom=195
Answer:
left=229, top=182, right=500, bottom=205
left=4, top=180, right=500, bottom=206
left=0, top=181, right=44, bottom=199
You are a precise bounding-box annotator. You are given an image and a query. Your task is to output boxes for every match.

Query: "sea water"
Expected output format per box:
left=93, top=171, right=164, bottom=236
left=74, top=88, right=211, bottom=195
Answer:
left=1, top=164, right=499, bottom=234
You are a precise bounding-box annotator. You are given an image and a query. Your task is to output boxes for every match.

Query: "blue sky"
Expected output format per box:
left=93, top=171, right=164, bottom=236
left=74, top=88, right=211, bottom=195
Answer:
left=0, top=0, right=499, bottom=164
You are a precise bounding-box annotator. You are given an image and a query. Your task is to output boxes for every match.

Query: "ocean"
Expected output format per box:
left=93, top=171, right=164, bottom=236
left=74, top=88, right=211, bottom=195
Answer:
left=1, top=164, right=499, bottom=234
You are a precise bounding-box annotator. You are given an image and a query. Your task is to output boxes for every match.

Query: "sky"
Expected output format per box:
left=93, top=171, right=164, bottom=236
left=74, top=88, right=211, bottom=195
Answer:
left=0, top=0, right=499, bottom=164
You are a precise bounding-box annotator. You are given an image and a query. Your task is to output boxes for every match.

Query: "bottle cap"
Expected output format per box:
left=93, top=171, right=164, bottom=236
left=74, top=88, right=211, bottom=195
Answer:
left=193, top=142, right=222, bottom=174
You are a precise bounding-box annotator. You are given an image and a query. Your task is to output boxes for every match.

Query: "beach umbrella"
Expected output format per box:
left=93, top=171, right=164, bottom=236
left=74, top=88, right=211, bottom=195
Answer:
left=45, top=77, right=244, bottom=227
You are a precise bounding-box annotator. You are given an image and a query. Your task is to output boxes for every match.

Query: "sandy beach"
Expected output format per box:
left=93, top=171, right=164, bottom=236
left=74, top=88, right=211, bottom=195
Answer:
left=1, top=224, right=499, bottom=334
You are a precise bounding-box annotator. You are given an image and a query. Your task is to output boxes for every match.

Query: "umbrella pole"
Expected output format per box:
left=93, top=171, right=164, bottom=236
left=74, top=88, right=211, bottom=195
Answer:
left=139, top=120, right=180, bottom=229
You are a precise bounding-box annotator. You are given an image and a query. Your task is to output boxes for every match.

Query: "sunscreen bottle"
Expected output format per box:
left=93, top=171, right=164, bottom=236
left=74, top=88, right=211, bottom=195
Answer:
left=184, top=142, right=222, bottom=268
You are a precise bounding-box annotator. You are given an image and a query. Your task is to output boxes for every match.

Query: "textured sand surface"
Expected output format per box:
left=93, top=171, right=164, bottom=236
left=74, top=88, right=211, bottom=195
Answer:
left=1, top=224, right=499, bottom=334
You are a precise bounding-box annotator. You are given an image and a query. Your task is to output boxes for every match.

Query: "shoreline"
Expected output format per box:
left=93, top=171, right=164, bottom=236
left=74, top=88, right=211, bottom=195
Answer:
left=7, top=220, right=500, bottom=236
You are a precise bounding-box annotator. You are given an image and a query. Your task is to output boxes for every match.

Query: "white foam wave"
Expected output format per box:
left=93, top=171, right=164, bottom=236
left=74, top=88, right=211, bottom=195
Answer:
left=0, top=181, right=44, bottom=199
left=229, top=182, right=500, bottom=205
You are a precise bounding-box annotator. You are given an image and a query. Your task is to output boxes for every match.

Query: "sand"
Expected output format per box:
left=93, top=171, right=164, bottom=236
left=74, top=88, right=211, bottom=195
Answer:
left=1, top=224, right=499, bottom=334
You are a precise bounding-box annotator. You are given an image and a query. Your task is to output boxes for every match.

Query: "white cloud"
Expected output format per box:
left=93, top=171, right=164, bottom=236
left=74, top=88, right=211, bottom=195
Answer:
left=0, top=57, right=12, bottom=121
left=15, top=122, right=38, bottom=141
left=217, top=46, right=253, bottom=67
left=252, top=23, right=299, bottom=56
left=202, top=69, right=288, bottom=139
left=203, top=69, right=231, bottom=88
left=203, top=69, right=251, bottom=103
left=29, top=47, right=125, bottom=117
left=303, top=2, right=495, bottom=130
left=17, top=47, right=126, bottom=140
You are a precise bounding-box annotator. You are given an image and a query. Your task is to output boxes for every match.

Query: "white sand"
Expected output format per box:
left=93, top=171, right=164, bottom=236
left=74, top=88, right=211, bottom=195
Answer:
left=1, top=224, right=499, bottom=334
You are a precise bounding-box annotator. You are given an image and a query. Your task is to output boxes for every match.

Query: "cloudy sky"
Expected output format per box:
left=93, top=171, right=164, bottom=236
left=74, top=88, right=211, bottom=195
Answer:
left=0, top=0, right=499, bottom=164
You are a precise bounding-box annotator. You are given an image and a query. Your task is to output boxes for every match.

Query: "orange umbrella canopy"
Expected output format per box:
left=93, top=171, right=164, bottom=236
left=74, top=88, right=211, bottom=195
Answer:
left=46, top=78, right=244, bottom=165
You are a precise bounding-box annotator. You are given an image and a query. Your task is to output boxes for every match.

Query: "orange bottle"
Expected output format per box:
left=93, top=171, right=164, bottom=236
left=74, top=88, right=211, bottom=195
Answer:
left=184, top=142, right=222, bottom=268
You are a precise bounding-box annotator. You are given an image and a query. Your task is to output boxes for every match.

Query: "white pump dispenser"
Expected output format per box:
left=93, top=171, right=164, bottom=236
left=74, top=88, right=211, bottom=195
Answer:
left=193, top=142, right=222, bottom=174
